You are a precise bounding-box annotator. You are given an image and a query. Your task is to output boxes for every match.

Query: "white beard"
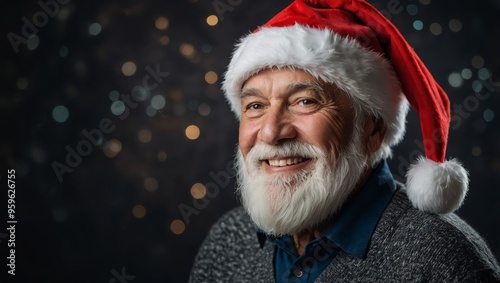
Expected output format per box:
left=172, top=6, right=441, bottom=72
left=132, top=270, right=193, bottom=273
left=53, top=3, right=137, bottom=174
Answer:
left=235, top=133, right=368, bottom=236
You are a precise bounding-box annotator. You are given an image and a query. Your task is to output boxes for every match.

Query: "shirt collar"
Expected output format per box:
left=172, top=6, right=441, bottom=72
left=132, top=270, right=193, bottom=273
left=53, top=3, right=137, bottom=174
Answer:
left=326, top=159, right=397, bottom=258
left=257, top=160, right=397, bottom=259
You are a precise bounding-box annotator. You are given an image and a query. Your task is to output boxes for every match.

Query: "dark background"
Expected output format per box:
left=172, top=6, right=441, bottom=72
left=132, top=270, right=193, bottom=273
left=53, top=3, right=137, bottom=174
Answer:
left=1, top=0, right=499, bottom=282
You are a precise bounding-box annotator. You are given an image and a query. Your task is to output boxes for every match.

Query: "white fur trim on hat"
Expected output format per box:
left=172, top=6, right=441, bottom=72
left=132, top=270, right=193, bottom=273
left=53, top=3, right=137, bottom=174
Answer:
left=406, top=157, right=469, bottom=214
left=222, top=24, right=409, bottom=161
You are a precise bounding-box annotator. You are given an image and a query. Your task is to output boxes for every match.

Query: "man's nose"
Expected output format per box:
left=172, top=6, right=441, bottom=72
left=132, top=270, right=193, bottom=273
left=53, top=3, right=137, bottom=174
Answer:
left=258, top=108, right=297, bottom=145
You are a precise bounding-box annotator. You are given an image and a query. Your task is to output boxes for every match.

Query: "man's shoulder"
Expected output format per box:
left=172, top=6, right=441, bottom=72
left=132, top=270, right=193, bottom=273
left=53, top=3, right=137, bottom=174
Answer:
left=210, top=206, right=254, bottom=234
left=217, top=206, right=251, bottom=224
left=384, top=190, right=490, bottom=246
left=373, top=189, right=500, bottom=279
left=202, top=206, right=258, bottom=249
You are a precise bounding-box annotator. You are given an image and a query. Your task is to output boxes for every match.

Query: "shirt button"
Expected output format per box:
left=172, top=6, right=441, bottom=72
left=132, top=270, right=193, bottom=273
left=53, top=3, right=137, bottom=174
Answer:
left=293, top=268, right=303, bottom=278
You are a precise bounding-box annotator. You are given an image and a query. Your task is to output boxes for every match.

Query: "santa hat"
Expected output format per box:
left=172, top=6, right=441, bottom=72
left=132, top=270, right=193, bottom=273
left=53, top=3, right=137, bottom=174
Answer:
left=222, top=0, right=469, bottom=214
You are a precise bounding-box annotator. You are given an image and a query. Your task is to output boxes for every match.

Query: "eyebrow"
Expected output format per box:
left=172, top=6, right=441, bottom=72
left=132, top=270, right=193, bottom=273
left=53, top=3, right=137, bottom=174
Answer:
left=285, top=81, right=326, bottom=99
left=240, top=87, right=262, bottom=100
left=240, top=80, right=327, bottom=100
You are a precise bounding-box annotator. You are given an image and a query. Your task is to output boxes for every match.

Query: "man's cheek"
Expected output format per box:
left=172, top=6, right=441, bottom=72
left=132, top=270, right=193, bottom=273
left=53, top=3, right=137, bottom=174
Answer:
left=238, top=137, right=253, bottom=158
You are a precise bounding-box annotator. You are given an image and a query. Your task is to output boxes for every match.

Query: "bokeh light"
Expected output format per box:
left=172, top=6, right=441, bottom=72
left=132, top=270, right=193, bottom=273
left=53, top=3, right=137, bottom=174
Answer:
left=109, top=90, right=120, bottom=101
left=179, top=43, right=196, bottom=58
left=204, top=71, right=218, bottom=84
left=132, top=86, right=149, bottom=101
left=472, top=80, right=483, bottom=92
left=27, top=35, right=40, bottom=50
left=170, top=219, right=186, bottom=235
left=430, top=23, right=442, bottom=35
left=132, top=205, right=146, bottom=218
left=413, top=20, right=424, bottom=31
left=190, top=183, right=206, bottom=199
left=185, top=125, right=200, bottom=140
left=59, top=46, right=68, bottom=57
left=449, top=19, right=462, bottom=32
left=157, top=151, right=167, bottom=162
left=103, top=139, right=122, bottom=158
left=471, top=55, right=484, bottom=69
left=122, top=61, right=137, bottom=76
left=155, top=17, right=169, bottom=30
left=461, top=68, right=472, bottom=80
left=198, top=103, right=211, bottom=116
left=206, top=15, right=218, bottom=26
left=406, top=4, right=418, bottom=16
left=111, top=101, right=126, bottom=116
left=144, top=177, right=159, bottom=192
left=170, top=89, right=183, bottom=101
left=89, top=23, right=102, bottom=35
left=478, top=68, right=490, bottom=80
left=159, top=35, right=170, bottom=45
left=472, top=146, right=482, bottom=157
left=484, top=109, right=495, bottom=122
left=146, top=105, right=157, bottom=117
left=151, top=95, right=166, bottom=110
left=52, top=105, right=69, bottom=123
left=138, top=129, right=152, bottom=143
left=448, top=72, right=463, bottom=88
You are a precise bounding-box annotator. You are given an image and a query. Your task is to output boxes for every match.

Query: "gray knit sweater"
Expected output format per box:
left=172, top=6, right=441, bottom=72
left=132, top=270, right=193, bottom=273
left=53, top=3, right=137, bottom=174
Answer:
left=190, top=190, right=500, bottom=282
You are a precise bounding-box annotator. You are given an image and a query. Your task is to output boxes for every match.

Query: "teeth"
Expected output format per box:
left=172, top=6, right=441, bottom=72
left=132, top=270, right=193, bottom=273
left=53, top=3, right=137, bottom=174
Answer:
left=268, top=157, right=305, bottom=167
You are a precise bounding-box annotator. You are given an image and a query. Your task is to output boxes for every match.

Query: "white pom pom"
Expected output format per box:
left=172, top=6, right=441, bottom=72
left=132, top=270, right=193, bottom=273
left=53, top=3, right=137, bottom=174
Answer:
left=406, top=157, right=469, bottom=214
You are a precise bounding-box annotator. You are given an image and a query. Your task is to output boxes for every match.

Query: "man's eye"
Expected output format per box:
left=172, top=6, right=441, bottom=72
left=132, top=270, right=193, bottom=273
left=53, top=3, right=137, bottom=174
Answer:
left=291, top=98, right=320, bottom=114
left=247, top=103, right=262, bottom=110
left=298, top=99, right=316, bottom=106
left=243, top=102, right=265, bottom=118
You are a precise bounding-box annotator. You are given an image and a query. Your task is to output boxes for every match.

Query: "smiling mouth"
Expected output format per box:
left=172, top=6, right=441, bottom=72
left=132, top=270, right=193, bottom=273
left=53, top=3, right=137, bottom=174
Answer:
left=265, top=157, right=311, bottom=167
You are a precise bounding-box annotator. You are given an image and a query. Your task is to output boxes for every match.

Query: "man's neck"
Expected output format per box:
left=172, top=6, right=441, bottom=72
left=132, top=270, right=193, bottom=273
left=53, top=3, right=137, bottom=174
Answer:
left=292, top=217, right=337, bottom=255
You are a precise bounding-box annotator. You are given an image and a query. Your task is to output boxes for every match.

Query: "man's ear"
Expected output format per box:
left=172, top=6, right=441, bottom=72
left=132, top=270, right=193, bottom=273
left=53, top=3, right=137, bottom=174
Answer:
left=365, top=116, right=387, bottom=153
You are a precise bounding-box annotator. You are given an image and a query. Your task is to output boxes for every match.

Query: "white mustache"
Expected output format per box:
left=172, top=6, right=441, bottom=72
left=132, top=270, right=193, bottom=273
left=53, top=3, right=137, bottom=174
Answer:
left=245, top=142, right=325, bottom=164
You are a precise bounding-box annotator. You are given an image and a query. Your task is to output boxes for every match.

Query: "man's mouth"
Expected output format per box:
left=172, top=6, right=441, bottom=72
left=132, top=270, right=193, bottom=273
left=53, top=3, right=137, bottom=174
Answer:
left=265, top=157, right=311, bottom=167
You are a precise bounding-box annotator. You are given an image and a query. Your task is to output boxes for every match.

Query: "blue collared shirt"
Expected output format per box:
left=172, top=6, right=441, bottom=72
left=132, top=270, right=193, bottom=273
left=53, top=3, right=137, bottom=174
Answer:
left=258, top=160, right=397, bottom=283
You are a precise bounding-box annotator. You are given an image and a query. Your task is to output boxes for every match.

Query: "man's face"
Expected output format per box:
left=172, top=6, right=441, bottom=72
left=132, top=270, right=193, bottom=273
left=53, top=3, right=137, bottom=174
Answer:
left=236, top=68, right=371, bottom=235
left=238, top=68, right=355, bottom=167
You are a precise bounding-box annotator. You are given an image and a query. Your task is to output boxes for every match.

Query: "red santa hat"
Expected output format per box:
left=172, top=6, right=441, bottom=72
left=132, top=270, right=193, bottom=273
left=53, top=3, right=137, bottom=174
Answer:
left=222, top=0, right=469, bottom=214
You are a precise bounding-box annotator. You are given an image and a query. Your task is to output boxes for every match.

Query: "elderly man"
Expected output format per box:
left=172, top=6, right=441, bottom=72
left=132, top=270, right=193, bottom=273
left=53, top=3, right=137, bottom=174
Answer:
left=190, top=0, right=500, bottom=282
